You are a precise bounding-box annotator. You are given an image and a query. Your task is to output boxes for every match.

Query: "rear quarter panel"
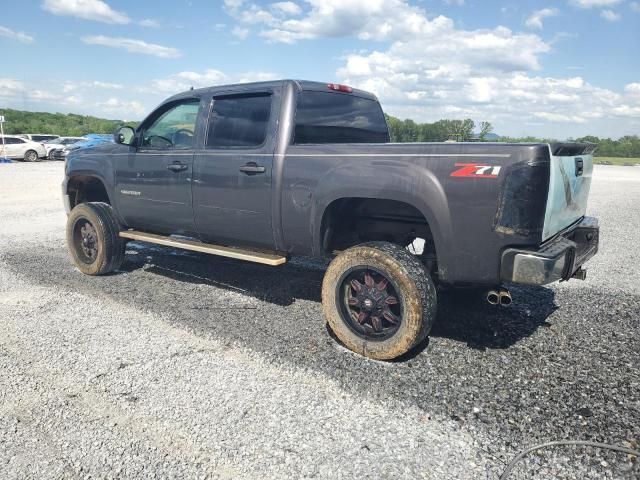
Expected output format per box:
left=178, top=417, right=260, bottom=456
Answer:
left=281, top=142, right=550, bottom=284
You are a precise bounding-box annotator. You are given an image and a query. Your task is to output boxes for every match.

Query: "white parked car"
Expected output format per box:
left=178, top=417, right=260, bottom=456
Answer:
left=0, top=135, right=47, bottom=162
left=43, top=137, right=88, bottom=159
left=18, top=134, right=60, bottom=142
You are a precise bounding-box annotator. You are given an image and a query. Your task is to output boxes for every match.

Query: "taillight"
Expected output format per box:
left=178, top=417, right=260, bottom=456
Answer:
left=327, top=83, right=353, bottom=93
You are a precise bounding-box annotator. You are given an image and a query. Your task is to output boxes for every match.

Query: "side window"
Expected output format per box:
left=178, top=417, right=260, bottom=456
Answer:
left=206, top=93, right=271, bottom=148
left=142, top=99, right=200, bottom=150
left=2, top=138, right=15, bottom=144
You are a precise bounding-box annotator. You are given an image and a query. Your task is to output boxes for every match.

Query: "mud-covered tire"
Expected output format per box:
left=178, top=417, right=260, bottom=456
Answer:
left=24, top=150, right=39, bottom=162
left=66, top=202, right=126, bottom=275
left=322, top=241, right=437, bottom=360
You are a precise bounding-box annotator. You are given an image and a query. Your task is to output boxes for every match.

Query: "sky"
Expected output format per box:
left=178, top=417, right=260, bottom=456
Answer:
left=0, top=0, right=639, bottom=138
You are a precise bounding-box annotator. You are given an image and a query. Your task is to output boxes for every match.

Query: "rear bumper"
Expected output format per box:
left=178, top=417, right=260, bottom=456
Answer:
left=501, top=216, right=599, bottom=285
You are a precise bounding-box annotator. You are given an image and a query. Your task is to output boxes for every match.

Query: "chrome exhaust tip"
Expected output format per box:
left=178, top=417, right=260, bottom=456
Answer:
left=499, top=289, right=512, bottom=306
left=487, top=290, right=500, bottom=305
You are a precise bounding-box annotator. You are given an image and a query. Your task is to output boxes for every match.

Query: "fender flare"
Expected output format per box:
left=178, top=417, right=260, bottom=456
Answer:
left=312, top=162, right=454, bottom=280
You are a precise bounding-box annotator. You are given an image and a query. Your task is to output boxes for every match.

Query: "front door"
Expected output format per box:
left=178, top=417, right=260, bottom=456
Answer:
left=193, top=92, right=275, bottom=249
left=2, top=137, right=17, bottom=157
left=115, top=98, right=202, bottom=235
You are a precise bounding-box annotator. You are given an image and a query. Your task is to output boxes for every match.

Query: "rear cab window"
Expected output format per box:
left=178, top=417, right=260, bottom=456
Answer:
left=294, top=91, right=390, bottom=144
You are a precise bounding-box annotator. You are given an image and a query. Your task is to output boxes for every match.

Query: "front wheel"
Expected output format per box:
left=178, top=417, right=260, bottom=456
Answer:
left=66, top=202, right=126, bottom=275
left=322, top=241, right=437, bottom=360
left=24, top=150, right=39, bottom=162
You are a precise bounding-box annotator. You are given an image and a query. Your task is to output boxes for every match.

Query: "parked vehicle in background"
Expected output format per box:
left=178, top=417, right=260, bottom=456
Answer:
left=43, top=137, right=88, bottom=159
left=62, top=80, right=600, bottom=360
left=51, top=134, right=112, bottom=161
left=18, top=134, right=60, bottom=142
left=0, top=135, right=47, bottom=161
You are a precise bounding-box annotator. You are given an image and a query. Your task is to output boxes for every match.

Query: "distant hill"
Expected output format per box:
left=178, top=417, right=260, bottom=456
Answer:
left=0, top=108, right=138, bottom=137
left=481, top=132, right=500, bottom=140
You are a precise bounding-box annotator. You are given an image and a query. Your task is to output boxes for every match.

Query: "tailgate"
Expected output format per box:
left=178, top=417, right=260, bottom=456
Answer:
left=542, top=143, right=596, bottom=241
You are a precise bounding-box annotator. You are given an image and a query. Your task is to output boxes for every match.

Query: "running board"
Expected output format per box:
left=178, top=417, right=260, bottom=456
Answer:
left=119, top=230, right=287, bottom=266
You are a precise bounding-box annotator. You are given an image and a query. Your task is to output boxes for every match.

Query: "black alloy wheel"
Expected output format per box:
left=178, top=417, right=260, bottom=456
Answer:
left=337, top=267, right=403, bottom=341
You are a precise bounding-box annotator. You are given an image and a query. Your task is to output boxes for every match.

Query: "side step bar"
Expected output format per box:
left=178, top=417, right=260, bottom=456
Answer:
left=119, top=230, right=287, bottom=266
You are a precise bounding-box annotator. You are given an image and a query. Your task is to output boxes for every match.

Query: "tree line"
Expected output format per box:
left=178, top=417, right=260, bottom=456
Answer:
left=385, top=114, right=640, bottom=158
left=0, top=108, right=637, bottom=157
left=0, top=108, right=136, bottom=138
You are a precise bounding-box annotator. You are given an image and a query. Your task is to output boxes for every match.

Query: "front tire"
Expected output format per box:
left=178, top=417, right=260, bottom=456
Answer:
left=66, top=202, right=126, bottom=275
left=24, top=150, right=39, bottom=162
left=322, top=241, right=437, bottom=360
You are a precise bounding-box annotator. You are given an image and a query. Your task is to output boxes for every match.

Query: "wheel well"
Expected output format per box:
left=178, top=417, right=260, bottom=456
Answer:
left=320, top=197, right=437, bottom=266
left=67, top=176, right=110, bottom=209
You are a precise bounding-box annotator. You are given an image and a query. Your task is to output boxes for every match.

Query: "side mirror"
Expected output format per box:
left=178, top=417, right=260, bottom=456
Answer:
left=114, top=126, right=135, bottom=146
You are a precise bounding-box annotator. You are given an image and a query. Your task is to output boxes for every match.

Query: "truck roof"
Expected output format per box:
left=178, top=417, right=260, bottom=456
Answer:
left=165, top=79, right=378, bottom=103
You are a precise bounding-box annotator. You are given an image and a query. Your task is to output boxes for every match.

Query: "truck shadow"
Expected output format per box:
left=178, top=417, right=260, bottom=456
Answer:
left=122, top=243, right=558, bottom=352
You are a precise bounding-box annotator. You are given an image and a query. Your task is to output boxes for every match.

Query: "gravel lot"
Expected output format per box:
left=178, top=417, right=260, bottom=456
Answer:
left=0, top=161, right=638, bottom=479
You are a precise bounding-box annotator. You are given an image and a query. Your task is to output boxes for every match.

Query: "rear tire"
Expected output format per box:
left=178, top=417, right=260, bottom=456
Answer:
left=66, top=202, right=126, bottom=275
left=24, top=150, right=39, bottom=162
left=322, top=241, right=437, bottom=360
left=48, top=150, right=56, bottom=160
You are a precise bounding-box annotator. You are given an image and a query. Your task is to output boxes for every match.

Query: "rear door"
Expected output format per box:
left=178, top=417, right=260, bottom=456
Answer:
left=192, top=92, right=276, bottom=249
left=12, top=138, right=28, bottom=158
left=115, top=98, right=202, bottom=235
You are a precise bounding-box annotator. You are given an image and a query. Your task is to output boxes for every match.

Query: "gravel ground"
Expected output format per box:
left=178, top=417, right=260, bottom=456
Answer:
left=0, top=161, right=638, bottom=479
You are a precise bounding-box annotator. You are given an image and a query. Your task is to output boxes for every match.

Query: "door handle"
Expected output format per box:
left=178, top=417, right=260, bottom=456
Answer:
left=167, top=162, right=188, bottom=172
left=239, top=162, right=266, bottom=175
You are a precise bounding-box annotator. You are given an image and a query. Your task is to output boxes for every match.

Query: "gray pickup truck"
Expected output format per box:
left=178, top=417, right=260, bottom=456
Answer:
left=63, top=79, right=599, bottom=359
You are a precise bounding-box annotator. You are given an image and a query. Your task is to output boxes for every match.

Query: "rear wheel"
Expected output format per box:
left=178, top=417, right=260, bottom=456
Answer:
left=66, top=202, right=126, bottom=275
left=48, top=150, right=56, bottom=160
left=24, top=150, right=39, bottom=162
left=322, top=241, right=437, bottom=360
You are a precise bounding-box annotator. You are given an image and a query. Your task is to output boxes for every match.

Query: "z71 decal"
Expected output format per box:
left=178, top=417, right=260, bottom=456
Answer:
left=451, top=163, right=502, bottom=178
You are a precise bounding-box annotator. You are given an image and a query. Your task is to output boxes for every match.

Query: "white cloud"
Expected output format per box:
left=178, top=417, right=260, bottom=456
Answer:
left=139, top=18, right=160, bottom=28
left=631, top=2, right=640, bottom=12
left=232, top=26, right=250, bottom=39
left=0, top=25, right=35, bottom=44
left=42, top=0, right=130, bottom=24
left=219, top=0, right=640, bottom=135
left=63, top=80, right=124, bottom=92
left=271, top=2, right=302, bottom=15
left=0, top=78, right=83, bottom=107
left=98, top=98, right=146, bottom=117
left=81, top=35, right=181, bottom=58
left=337, top=46, right=640, bottom=136
left=0, top=77, right=147, bottom=119
left=600, top=9, right=621, bottom=20
left=569, top=0, right=621, bottom=8
left=625, top=83, right=640, bottom=95
left=225, top=0, right=549, bottom=71
left=0, top=78, right=26, bottom=94
left=525, top=8, right=559, bottom=29
left=148, top=69, right=278, bottom=94
left=443, top=0, right=465, bottom=5
left=93, top=81, right=124, bottom=89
